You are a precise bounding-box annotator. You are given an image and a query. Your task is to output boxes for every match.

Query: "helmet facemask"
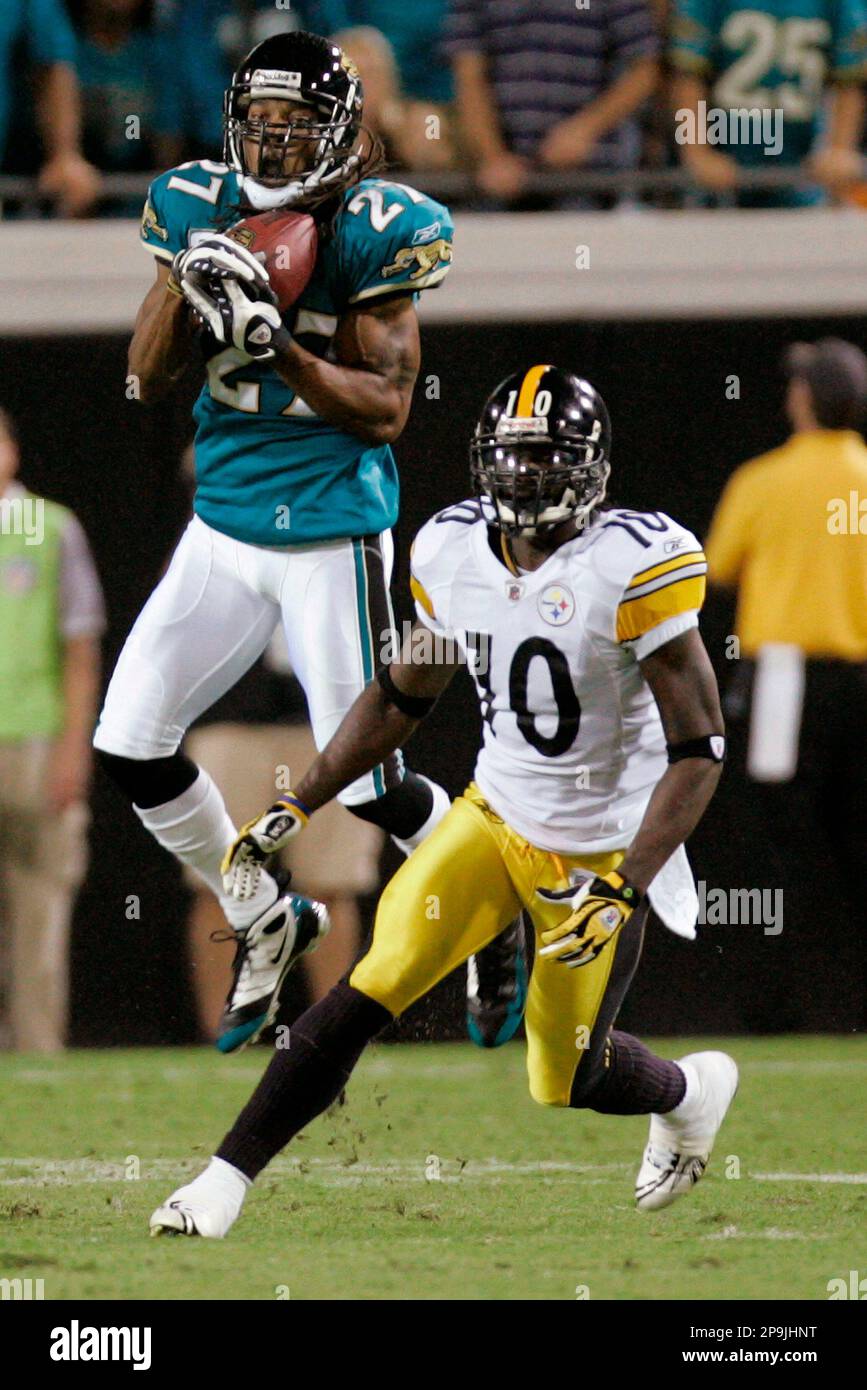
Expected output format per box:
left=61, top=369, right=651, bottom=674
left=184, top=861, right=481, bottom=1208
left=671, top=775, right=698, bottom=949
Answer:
left=471, top=436, right=610, bottom=538
left=224, top=81, right=362, bottom=211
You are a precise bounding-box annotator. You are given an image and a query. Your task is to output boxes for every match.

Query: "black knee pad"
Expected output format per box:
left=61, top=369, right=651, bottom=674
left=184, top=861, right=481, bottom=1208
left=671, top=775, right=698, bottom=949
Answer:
left=96, top=749, right=200, bottom=809
left=348, top=768, right=434, bottom=838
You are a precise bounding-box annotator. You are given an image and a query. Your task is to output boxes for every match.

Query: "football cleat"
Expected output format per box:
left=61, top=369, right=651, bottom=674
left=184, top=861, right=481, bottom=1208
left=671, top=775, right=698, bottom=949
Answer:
left=216, top=878, right=330, bottom=1054
left=466, top=914, right=528, bottom=1048
left=149, top=1159, right=248, bottom=1239
left=635, top=1051, right=739, bottom=1212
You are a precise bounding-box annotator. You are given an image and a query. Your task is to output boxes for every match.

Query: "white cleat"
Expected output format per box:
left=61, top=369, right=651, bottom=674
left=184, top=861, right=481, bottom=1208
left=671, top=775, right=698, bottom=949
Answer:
left=635, top=1051, right=738, bottom=1212
left=217, top=887, right=331, bottom=1054
left=149, top=1158, right=249, bottom=1239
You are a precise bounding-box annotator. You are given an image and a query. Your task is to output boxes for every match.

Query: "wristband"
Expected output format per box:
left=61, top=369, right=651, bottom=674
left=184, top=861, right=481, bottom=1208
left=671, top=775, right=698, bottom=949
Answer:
left=666, top=734, right=727, bottom=764
left=274, top=795, right=312, bottom=821
left=376, top=665, right=437, bottom=718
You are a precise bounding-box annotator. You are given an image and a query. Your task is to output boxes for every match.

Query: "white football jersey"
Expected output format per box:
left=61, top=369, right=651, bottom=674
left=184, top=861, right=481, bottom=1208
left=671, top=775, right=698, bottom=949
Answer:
left=410, top=498, right=708, bottom=861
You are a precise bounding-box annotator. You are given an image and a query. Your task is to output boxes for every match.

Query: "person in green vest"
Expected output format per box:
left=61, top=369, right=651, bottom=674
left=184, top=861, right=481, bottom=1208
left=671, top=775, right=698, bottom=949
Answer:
left=0, top=407, right=104, bottom=1051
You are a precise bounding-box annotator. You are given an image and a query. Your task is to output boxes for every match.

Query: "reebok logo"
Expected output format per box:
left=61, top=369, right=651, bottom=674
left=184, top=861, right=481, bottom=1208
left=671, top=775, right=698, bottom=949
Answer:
left=50, top=1320, right=152, bottom=1370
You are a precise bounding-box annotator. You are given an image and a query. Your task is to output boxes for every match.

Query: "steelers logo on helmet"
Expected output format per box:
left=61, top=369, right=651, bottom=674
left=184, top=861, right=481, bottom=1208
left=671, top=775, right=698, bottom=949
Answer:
left=223, top=31, right=365, bottom=211
left=470, top=365, right=612, bottom=537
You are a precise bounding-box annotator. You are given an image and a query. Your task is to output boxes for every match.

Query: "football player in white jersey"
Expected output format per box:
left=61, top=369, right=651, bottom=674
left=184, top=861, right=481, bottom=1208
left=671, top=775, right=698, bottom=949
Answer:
left=150, top=367, right=737, bottom=1238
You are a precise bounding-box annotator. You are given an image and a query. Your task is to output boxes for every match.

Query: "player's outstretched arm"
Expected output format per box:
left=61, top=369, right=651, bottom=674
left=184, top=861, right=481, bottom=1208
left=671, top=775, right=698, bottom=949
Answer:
left=128, top=260, right=198, bottom=403
left=270, top=293, right=419, bottom=445
left=295, top=622, right=461, bottom=812
left=222, top=623, right=462, bottom=894
left=618, top=628, right=725, bottom=895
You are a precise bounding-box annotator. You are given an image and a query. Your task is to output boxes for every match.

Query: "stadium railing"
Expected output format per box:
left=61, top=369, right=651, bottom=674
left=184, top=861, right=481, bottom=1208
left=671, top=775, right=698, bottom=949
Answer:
left=2, top=162, right=866, bottom=216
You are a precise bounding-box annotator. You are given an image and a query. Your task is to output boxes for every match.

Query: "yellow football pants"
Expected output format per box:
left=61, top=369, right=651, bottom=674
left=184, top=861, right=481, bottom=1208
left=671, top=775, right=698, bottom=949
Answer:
left=350, top=783, right=643, bottom=1107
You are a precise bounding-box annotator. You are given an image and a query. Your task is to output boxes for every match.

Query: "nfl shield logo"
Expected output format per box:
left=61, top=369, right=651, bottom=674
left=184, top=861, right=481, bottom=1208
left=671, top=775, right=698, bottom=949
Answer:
left=506, top=581, right=524, bottom=601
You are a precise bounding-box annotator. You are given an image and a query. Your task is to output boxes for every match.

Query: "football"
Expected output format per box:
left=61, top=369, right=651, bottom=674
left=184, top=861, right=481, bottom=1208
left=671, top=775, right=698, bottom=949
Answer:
left=226, top=208, right=319, bottom=312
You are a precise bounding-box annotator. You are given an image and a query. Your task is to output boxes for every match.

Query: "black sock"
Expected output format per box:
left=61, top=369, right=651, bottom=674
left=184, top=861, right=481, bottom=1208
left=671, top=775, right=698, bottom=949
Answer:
left=574, top=1030, right=686, bottom=1115
left=216, top=981, right=391, bottom=1180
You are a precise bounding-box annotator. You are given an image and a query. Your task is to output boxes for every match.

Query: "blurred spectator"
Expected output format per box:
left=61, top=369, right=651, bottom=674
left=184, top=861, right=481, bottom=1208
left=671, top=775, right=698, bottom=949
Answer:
left=705, top=341, right=867, bottom=1021
left=670, top=0, right=867, bottom=207
left=0, top=408, right=105, bottom=1051
left=0, top=0, right=101, bottom=213
left=155, top=1, right=456, bottom=171
left=184, top=636, right=384, bottom=1040
left=444, top=0, right=659, bottom=204
left=155, top=0, right=308, bottom=160
left=326, top=3, right=458, bottom=169
left=65, top=0, right=176, bottom=197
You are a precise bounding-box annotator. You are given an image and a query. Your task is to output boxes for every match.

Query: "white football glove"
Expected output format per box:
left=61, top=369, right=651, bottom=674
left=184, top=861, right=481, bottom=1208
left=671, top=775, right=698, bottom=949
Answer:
left=221, top=796, right=310, bottom=900
left=173, top=236, right=281, bottom=356
left=174, top=233, right=270, bottom=294
left=221, top=277, right=284, bottom=360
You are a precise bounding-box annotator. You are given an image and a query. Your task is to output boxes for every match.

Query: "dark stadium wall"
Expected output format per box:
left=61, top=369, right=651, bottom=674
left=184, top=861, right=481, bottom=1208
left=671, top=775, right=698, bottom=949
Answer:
left=2, top=315, right=865, bottom=1044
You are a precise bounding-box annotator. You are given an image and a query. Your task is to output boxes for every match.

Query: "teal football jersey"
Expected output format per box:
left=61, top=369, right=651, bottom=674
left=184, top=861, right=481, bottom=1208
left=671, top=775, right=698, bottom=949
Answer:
left=671, top=0, right=867, bottom=182
left=140, top=161, right=453, bottom=546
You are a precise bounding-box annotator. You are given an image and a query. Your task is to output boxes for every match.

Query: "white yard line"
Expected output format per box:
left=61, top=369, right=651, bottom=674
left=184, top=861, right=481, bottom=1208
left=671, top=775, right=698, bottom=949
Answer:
left=1, top=1157, right=865, bottom=1187
left=752, top=1171, right=867, bottom=1183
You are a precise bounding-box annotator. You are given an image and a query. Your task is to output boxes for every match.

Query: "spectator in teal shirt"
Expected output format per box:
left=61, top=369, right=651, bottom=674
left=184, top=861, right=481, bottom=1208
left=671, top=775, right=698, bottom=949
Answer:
left=0, top=0, right=101, bottom=213
left=66, top=0, right=176, bottom=211
left=157, top=0, right=457, bottom=169
left=670, top=0, right=867, bottom=206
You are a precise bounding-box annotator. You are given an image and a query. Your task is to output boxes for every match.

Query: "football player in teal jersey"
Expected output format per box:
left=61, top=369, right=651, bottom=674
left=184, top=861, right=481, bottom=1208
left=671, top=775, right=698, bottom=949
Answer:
left=93, top=31, right=486, bottom=1054
left=670, top=0, right=867, bottom=206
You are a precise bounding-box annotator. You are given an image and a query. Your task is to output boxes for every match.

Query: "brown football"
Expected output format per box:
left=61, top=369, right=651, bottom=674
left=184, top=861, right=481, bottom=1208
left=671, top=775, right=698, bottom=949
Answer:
left=226, top=209, right=319, bottom=312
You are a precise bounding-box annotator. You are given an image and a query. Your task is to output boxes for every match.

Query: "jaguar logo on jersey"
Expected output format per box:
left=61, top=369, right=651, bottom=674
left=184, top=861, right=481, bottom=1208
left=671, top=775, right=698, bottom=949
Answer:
left=140, top=199, right=168, bottom=242
left=381, top=239, right=452, bottom=281
left=538, top=585, right=575, bottom=626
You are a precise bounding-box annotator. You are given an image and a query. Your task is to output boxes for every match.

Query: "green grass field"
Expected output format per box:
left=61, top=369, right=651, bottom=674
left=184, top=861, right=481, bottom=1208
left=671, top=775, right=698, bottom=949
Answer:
left=1, top=1036, right=864, bottom=1301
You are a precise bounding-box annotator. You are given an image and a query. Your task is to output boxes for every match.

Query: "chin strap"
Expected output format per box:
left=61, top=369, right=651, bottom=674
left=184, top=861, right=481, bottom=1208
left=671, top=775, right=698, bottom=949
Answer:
left=238, top=175, right=306, bottom=211
left=239, top=150, right=363, bottom=213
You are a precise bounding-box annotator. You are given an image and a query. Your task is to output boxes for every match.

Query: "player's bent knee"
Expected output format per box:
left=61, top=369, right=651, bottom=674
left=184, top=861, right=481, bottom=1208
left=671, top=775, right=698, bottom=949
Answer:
left=345, top=768, right=436, bottom=838
left=528, top=1076, right=570, bottom=1108
left=96, top=749, right=200, bottom=809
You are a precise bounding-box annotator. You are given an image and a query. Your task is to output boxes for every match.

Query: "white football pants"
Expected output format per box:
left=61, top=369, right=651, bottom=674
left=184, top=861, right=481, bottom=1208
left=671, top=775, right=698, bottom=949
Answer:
left=94, top=515, right=403, bottom=804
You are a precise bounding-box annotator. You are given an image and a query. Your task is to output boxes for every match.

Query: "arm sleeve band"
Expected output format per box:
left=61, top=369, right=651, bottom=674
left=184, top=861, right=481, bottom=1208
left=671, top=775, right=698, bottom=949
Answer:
left=376, top=665, right=438, bottom=719
left=666, top=734, right=727, bottom=764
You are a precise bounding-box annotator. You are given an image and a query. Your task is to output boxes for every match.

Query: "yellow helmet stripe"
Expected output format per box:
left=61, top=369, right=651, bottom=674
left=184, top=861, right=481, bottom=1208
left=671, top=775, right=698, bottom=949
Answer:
left=516, top=364, right=553, bottom=417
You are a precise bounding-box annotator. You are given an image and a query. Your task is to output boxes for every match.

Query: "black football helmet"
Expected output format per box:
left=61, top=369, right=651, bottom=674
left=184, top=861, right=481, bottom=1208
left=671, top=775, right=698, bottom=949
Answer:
left=470, top=366, right=612, bottom=536
left=223, top=32, right=364, bottom=210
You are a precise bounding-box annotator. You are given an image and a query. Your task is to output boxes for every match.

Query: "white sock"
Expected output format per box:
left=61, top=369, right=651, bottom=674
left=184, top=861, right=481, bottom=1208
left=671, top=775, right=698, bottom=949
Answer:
left=391, top=776, right=452, bottom=857
left=669, top=1060, right=701, bottom=1121
left=205, top=1155, right=252, bottom=1193
left=134, top=769, right=278, bottom=930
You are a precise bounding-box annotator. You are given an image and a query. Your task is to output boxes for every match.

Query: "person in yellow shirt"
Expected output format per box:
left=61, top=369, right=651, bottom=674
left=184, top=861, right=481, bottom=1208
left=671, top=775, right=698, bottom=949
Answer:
left=707, top=339, right=867, bottom=663
left=706, top=338, right=867, bottom=1028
